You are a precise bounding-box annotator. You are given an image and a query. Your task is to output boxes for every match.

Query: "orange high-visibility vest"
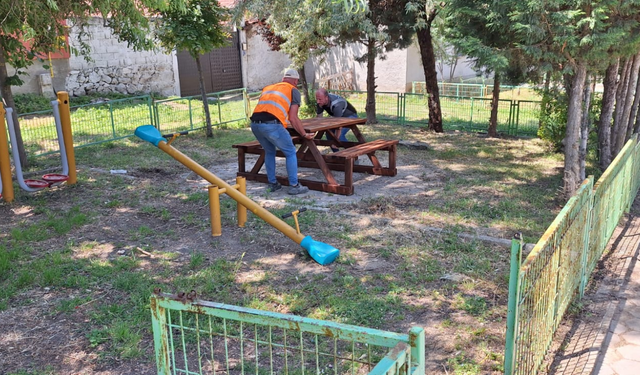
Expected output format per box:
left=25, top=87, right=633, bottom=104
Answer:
left=253, top=82, right=296, bottom=127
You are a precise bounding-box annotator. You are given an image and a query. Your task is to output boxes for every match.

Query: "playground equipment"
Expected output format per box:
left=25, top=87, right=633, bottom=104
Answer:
left=134, top=125, right=340, bottom=265
left=0, top=91, right=77, bottom=202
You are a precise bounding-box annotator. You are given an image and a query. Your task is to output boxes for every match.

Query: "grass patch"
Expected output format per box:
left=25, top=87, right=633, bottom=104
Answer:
left=0, top=120, right=566, bottom=374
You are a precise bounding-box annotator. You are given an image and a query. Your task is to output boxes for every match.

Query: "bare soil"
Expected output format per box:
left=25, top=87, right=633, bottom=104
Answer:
left=0, top=132, right=556, bottom=375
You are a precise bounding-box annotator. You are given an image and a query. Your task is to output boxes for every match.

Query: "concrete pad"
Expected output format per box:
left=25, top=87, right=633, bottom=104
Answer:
left=611, top=358, right=640, bottom=375
left=615, top=344, right=640, bottom=361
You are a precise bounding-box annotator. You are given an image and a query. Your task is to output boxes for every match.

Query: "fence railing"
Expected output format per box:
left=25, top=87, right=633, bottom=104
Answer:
left=150, top=291, right=425, bottom=375
left=504, top=135, right=640, bottom=375
left=14, top=87, right=540, bottom=158
left=153, top=88, right=248, bottom=134
left=17, top=95, right=153, bottom=156
left=15, top=89, right=249, bottom=157
left=330, top=90, right=540, bottom=137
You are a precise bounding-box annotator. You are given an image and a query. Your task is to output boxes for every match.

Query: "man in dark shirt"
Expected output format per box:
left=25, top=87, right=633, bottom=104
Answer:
left=315, top=88, right=358, bottom=152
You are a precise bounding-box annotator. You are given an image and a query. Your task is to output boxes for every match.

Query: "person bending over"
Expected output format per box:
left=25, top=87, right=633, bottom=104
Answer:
left=315, top=88, right=358, bottom=152
left=250, top=69, right=314, bottom=195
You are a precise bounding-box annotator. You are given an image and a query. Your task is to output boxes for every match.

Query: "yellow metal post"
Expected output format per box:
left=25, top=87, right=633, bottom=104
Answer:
left=0, top=105, right=15, bottom=202
left=209, top=185, right=222, bottom=237
left=57, top=91, right=76, bottom=184
left=237, top=177, right=247, bottom=228
left=156, top=141, right=305, bottom=244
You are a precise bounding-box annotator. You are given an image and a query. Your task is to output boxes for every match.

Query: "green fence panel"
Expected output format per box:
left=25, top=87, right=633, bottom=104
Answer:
left=16, top=109, right=58, bottom=156
left=505, top=135, right=640, bottom=375
left=18, top=95, right=153, bottom=156
left=150, top=292, right=425, bottom=375
left=327, top=90, right=401, bottom=124
left=154, top=88, right=248, bottom=134
left=587, top=135, right=639, bottom=279
left=505, top=178, right=593, bottom=375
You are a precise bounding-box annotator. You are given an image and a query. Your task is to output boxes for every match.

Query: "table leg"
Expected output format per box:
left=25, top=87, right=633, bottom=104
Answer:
left=250, top=153, right=265, bottom=174
left=238, top=148, right=246, bottom=173
left=303, top=139, right=339, bottom=186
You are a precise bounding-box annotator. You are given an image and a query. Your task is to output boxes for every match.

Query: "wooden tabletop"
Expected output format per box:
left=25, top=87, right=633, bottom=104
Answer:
left=288, top=117, right=366, bottom=133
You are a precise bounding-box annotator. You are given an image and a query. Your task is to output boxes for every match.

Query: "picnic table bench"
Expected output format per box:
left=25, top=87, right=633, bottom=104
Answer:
left=232, top=117, right=398, bottom=195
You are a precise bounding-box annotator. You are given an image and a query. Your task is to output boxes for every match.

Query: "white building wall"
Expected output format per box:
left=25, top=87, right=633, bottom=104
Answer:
left=64, top=18, right=177, bottom=97
left=242, top=29, right=292, bottom=92
left=313, top=43, right=411, bottom=93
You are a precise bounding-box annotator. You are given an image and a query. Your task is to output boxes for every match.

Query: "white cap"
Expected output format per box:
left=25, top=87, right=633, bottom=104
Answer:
left=283, top=68, right=300, bottom=80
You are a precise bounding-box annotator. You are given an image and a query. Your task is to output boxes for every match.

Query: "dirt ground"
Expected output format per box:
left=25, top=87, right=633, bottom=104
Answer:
left=0, top=136, right=525, bottom=375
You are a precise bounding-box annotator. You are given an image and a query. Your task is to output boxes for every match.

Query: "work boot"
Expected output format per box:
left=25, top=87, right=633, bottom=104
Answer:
left=267, top=182, right=282, bottom=192
left=287, top=184, right=309, bottom=195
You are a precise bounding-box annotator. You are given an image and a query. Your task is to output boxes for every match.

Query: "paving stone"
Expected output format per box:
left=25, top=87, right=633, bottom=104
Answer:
left=626, top=307, right=640, bottom=319
left=623, top=330, right=640, bottom=346
left=621, top=318, right=640, bottom=331
left=614, top=323, right=629, bottom=335
left=599, top=362, right=617, bottom=375
left=615, top=344, right=640, bottom=360
left=611, top=358, right=640, bottom=375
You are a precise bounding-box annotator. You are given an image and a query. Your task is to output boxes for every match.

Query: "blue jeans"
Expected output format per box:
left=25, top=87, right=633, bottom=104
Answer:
left=325, top=114, right=358, bottom=149
left=250, top=121, right=299, bottom=186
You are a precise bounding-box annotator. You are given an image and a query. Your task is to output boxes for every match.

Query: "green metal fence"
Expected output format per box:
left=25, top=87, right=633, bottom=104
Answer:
left=332, top=90, right=540, bottom=137
left=153, top=88, right=249, bottom=134
left=150, top=291, right=425, bottom=375
left=15, top=86, right=540, bottom=158
left=18, top=95, right=153, bottom=156
left=504, top=135, right=640, bottom=375
left=412, top=82, right=536, bottom=101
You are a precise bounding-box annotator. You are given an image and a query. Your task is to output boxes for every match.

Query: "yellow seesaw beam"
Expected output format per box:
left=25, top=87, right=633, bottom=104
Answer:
left=135, top=125, right=339, bottom=265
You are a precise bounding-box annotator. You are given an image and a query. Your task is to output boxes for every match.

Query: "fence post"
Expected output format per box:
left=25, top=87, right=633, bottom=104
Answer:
left=504, top=232, right=523, bottom=375
left=243, top=88, right=250, bottom=123
left=217, top=94, right=223, bottom=125
left=109, top=101, right=117, bottom=138
left=147, top=95, right=154, bottom=126
left=409, top=326, right=425, bottom=375
left=580, top=177, right=595, bottom=298
left=188, top=98, right=194, bottom=130
left=150, top=295, right=171, bottom=375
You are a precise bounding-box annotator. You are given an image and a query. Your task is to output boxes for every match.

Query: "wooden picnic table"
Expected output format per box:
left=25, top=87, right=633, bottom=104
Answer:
left=233, top=117, right=398, bottom=195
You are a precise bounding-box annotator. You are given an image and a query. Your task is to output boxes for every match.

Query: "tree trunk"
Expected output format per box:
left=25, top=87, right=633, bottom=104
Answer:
left=563, top=62, right=587, bottom=198
left=415, top=22, right=443, bottom=132
left=598, top=58, right=619, bottom=170
left=196, top=56, right=213, bottom=138
left=626, top=58, right=640, bottom=140
left=364, top=38, right=378, bottom=124
left=298, top=66, right=311, bottom=106
left=0, top=47, right=28, bottom=167
left=611, top=57, right=632, bottom=155
left=579, top=76, right=593, bottom=181
left=619, top=51, right=640, bottom=148
left=488, top=74, right=500, bottom=137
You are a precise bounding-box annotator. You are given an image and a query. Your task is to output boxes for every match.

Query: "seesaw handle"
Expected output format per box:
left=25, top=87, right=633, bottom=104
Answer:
left=282, top=207, right=307, bottom=219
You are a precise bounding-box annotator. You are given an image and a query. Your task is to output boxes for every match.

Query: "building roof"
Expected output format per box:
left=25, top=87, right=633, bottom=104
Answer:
left=218, top=0, right=237, bottom=8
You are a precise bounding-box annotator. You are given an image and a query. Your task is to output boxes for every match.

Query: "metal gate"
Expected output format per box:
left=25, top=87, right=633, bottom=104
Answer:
left=177, top=31, right=243, bottom=97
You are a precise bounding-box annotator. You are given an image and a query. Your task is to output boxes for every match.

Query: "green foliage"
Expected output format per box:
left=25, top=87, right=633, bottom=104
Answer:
left=155, top=0, right=230, bottom=59
left=12, top=94, right=52, bottom=114
left=0, top=0, right=183, bottom=84
left=238, top=0, right=362, bottom=68
left=537, top=89, right=568, bottom=152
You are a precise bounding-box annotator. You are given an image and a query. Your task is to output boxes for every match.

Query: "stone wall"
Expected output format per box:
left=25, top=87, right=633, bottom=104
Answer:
left=65, top=18, right=178, bottom=97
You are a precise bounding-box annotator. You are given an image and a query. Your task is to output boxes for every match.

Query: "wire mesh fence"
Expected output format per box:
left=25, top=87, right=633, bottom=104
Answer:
left=17, top=95, right=153, bottom=156
left=151, top=292, right=425, bottom=375
left=504, top=135, right=640, bottom=375
left=12, top=85, right=542, bottom=159
left=154, top=88, right=248, bottom=134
